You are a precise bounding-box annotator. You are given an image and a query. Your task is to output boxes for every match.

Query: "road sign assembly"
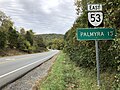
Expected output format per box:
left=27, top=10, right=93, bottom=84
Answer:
left=76, top=4, right=116, bottom=87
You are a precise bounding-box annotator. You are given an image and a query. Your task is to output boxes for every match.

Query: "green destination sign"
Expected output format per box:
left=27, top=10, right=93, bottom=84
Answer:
left=77, top=28, right=115, bottom=40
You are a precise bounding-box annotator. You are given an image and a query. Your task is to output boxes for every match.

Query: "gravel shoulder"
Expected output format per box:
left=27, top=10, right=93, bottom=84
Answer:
left=2, top=53, right=59, bottom=90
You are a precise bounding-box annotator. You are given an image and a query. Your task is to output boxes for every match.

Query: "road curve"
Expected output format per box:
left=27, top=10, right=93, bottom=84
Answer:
left=0, top=50, right=59, bottom=88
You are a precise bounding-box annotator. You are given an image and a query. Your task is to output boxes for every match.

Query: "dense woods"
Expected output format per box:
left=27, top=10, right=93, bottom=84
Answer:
left=38, top=34, right=64, bottom=50
left=0, top=10, right=64, bottom=56
left=0, top=11, right=47, bottom=55
left=64, top=0, right=120, bottom=89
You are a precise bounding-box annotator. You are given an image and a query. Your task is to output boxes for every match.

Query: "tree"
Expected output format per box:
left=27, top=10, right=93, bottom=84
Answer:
left=8, top=27, right=19, bottom=49
left=47, top=39, right=64, bottom=50
left=0, top=11, right=13, bottom=32
left=0, top=11, right=14, bottom=49
left=0, top=31, right=7, bottom=49
left=25, top=30, right=34, bottom=46
left=20, top=28, right=26, bottom=35
left=34, top=35, right=47, bottom=52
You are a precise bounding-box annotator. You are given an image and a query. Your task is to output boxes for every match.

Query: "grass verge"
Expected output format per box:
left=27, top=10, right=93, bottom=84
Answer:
left=39, top=51, right=118, bottom=90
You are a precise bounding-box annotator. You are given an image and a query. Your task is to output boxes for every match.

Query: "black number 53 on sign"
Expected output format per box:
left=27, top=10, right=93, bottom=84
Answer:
left=88, top=12, right=103, bottom=27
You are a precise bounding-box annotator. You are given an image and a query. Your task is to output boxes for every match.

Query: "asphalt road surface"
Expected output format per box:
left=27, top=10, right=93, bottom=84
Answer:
left=0, top=50, right=59, bottom=88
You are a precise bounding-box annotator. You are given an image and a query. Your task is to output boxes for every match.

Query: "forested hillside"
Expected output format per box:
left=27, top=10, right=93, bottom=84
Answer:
left=64, top=0, right=120, bottom=89
left=0, top=11, right=47, bottom=56
left=37, top=34, right=64, bottom=50
left=0, top=10, right=65, bottom=56
left=40, top=34, right=64, bottom=41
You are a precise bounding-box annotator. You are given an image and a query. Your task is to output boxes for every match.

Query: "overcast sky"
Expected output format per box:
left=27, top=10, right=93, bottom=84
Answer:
left=0, top=0, right=76, bottom=34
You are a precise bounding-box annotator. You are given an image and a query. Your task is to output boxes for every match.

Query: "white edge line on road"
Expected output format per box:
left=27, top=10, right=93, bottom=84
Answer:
left=0, top=55, right=54, bottom=79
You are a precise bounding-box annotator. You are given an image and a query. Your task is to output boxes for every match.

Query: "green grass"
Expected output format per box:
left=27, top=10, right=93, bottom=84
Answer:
left=39, top=51, right=66, bottom=90
left=39, top=51, right=117, bottom=90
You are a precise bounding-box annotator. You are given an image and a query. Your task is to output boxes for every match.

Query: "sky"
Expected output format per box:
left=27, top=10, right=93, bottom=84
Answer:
left=0, top=0, right=76, bottom=34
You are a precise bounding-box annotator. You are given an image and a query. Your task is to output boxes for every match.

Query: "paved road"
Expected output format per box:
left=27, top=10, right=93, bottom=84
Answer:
left=0, top=50, right=59, bottom=88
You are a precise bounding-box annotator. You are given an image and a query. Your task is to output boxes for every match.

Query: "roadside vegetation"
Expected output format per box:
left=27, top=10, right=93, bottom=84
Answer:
left=0, top=11, right=64, bottom=56
left=39, top=52, right=117, bottom=90
left=63, top=0, right=120, bottom=89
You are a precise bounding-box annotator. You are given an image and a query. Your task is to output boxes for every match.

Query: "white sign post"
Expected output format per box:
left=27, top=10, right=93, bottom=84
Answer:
left=88, top=4, right=103, bottom=87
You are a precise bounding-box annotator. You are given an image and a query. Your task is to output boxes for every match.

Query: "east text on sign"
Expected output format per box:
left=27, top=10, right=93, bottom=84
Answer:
left=87, top=4, right=102, bottom=11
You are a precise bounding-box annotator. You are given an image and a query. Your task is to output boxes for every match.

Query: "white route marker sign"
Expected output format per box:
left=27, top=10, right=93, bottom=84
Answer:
left=88, top=12, right=103, bottom=27
left=87, top=4, right=103, bottom=27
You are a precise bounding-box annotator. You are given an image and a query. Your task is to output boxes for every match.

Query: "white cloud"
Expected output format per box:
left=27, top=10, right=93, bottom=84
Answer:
left=0, top=0, right=76, bottom=34
left=40, top=0, right=60, bottom=14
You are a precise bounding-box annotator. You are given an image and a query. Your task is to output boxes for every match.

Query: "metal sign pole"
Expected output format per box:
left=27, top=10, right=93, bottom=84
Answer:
left=95, top=40, right=100, bottom=86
